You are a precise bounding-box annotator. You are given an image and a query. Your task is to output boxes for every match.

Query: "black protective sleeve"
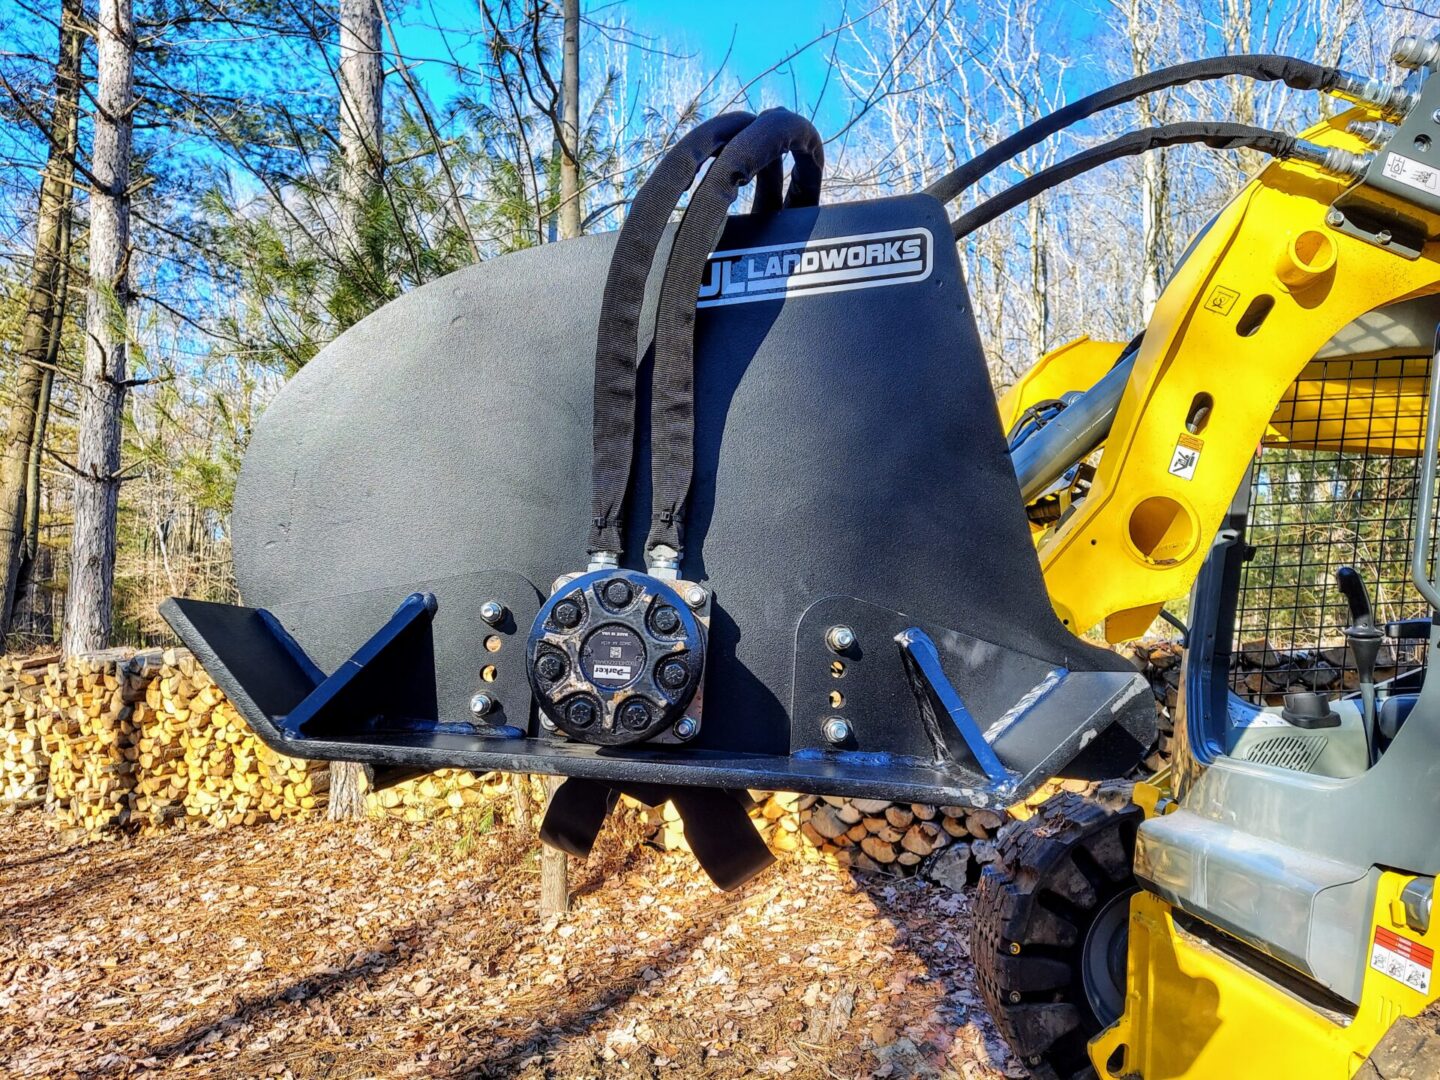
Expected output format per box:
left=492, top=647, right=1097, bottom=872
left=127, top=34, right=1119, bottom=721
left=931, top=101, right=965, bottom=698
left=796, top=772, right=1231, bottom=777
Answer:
left=645, top=107, right=825, bottom=559
left=950, top=122, right=1297, bottom=240
left=923, top=55, right=1335, bottom=206
left=588, top=111, right=758, bottom=557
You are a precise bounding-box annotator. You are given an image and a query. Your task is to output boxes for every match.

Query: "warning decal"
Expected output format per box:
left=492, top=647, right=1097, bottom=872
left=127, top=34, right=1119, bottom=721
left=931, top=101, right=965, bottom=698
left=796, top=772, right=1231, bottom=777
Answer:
left=1371, top=926, right=1433, bottom=994
left=1203, top=285, right=1240, bottom=316
left=1383, top=152, right=1440, bottom=198
left=1168, top=433, right=1203, bottom=481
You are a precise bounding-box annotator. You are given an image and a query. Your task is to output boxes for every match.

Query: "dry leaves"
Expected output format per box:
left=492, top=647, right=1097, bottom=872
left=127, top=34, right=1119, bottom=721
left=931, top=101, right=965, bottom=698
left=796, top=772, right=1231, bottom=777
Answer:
left=0, top=806, right=1021, bottom=1079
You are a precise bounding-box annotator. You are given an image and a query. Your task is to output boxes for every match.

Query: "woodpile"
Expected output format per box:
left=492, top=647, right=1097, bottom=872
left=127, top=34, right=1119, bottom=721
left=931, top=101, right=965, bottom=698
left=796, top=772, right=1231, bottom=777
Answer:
left=644, top=779, right=1097, bottom=880
left=0, top=648, right=329, bottom=837
left=6, top=633, right=1366, bottom=864
left=151, top=649, right=329, bottom=828
left=44, top=651, right=142, bottom=833
left=1229, top=636, right=1419, bottom=703
left=0, top=654, right=58, bottom=807
left=366, top=768, right=512, bottom=822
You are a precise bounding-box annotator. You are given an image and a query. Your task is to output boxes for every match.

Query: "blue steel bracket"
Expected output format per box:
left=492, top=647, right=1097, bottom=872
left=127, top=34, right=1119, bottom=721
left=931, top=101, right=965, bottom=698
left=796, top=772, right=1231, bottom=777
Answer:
left=895, top=627, right=1018, bottom=784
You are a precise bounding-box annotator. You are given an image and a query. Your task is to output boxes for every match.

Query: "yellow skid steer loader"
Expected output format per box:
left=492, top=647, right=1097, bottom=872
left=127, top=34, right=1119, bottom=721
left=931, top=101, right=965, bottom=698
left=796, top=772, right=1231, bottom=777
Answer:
left=157, top=30, right=1440, bottom=1080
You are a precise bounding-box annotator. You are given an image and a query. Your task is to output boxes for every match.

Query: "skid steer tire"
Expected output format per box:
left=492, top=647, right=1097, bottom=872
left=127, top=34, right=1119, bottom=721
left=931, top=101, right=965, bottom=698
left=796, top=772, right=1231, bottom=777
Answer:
left=971, top=790, right=1142, bottom=1080
left=1356, top=1001, right=1440, bottom=1079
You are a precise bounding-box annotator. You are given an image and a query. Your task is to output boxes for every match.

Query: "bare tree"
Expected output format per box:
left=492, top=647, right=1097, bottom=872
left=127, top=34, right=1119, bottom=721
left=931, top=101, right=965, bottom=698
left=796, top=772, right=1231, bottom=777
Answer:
left=0, top=0, right=82, bottom=641
left=539, top=0, right=582, bottom=918
left=63, top=0, right=134, bottom=656
left=328, top=0, right=386, bottom=821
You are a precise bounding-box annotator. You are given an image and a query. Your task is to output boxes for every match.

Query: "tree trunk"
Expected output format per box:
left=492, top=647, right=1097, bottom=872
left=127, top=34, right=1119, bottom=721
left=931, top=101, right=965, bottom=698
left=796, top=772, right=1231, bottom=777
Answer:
left=2, top=0, right=82, bottom=643
left=540, top=774, right=570, bottom=914
left=556, top=0, right=582, bottom=240
left=328, top=0, right=385, bottom=820
left=539, top=0, right=582, bottom=916
left=327, top=760, right=370, bottom=819
left=337, top=0, right=384, bottom=246
left=63, top=0, right=133, bottom=657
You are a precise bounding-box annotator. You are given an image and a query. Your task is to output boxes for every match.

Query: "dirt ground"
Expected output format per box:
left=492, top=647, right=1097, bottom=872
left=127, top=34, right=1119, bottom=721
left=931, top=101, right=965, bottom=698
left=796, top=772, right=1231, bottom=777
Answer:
left=0, top=807, right=1021, bottom=1079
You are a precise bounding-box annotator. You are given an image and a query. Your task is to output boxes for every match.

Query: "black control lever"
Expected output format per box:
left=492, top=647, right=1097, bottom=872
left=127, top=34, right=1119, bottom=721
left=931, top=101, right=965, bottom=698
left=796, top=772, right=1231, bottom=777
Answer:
left=1337, top=566, right=1382, bottom=764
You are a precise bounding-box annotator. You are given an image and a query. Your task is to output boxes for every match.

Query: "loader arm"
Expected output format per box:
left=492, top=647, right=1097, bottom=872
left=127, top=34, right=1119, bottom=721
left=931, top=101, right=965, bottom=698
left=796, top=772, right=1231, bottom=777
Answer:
left=1025, top=109, right=1440, bottom=641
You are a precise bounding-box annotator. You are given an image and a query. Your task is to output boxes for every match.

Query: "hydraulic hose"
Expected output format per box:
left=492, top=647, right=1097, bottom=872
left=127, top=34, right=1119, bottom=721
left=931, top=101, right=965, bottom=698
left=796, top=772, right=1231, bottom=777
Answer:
left=923, top=54, right=1338, bottom=206
left=644, top=108, right=825, bottom=566
left=950, top=122, right=1297, bottom=241
left=587, top=111, right=761, bottom=559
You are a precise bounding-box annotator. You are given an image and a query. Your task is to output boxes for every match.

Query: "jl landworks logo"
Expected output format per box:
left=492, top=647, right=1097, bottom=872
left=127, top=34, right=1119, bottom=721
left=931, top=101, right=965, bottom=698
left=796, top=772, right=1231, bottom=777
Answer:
left=696, top=227, right=933, bottom=308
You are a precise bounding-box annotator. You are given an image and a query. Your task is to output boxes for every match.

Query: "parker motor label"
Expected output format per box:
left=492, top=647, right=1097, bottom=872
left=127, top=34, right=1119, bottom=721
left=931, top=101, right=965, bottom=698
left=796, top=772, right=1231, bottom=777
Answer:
left=697, top=227, right=933, bottom=308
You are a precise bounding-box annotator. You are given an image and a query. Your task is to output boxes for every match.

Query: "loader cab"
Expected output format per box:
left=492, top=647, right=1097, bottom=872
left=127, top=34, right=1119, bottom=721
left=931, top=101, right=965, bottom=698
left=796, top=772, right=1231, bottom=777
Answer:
left=1185, top=299, right=1440, bottom=781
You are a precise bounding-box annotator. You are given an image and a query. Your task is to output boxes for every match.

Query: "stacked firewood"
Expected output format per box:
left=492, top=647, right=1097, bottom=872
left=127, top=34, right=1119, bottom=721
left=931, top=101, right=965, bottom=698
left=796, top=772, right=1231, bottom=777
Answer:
left=642, top=781, right=1089, bottom=878
left=0, top=654, right=57, bottom=807
left=1118, top=639, right=1181, bottom=773
left=1228, top=636, right=1420, bottom=704
left=43, top=652, right=143, bottom=833
left=366, top=768, right=510, bottom=821
left=150, top=650, right=329, bottom=828
left=0, top=649, right=332, bottom=835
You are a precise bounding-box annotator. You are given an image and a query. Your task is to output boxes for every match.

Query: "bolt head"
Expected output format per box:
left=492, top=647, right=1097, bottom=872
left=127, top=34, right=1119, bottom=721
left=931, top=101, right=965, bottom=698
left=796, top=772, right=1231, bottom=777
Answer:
left=673, top=716, right=698, bottom=740
left=822, top=716, right=851, bottom=746
left=469, top=692, right=495, bottom=718
left=552, top=598, right=582, bottom=628
left=1325, top=209, right=1344, bottom=228
left=618, top=699, right=651, bottom=731
left=684, top=585, right=707, bottom=608
left=651, top=605, right=681, bottom=634
left=480, top=600, right=506, bottom=625
left=1378, top=228, right=1394, bottom=245
left=1432, top=108, right=1440, bottom=124
left=536, top=653, right=566, bottom=682
left=658, top=658, right=690, bottom=690
left=566, top=698, right=597, bottom=728
left=602, top=578, right=633, bottom=607
left=826, top=625, right=856, bottom=652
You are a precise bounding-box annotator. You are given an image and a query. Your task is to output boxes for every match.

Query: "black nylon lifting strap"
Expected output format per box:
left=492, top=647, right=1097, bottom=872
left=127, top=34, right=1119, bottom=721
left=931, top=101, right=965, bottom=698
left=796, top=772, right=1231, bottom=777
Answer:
left=644, top=107, right=825, bottom=559
left=539, top=777, right=774, bottom=891
left=587, top=111, right=764, bottom=557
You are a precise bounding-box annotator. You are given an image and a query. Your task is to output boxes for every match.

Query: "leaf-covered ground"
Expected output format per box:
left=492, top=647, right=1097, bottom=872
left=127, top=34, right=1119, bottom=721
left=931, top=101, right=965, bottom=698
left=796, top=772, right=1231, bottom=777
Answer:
left=0, top=807, right=1020, bottom=1079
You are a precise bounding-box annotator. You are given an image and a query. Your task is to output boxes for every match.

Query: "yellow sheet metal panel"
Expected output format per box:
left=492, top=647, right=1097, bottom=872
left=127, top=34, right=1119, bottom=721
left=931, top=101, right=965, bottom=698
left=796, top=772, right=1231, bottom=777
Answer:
left=1091, top=876, right=1440, bottom=1078
left=996, top=337, right=1127, bottom=432
left=1269, top=357, right=1430, bottom=454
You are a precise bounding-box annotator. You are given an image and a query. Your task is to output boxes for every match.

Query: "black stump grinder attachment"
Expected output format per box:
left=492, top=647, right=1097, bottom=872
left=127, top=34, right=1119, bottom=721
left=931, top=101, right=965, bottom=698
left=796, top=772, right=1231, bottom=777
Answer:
left=162, top=108, right=1154, bottom=890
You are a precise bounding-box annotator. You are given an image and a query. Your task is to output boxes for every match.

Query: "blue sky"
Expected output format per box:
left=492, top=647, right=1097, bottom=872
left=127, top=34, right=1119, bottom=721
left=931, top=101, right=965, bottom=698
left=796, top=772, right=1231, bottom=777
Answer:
left=618, top=0, right=843, bottom=110
left=393, top=0, right=867, bottom=130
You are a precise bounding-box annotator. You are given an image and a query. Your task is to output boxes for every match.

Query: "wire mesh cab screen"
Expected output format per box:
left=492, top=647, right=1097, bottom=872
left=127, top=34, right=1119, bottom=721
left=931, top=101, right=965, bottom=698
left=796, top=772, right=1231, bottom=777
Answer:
left=1232, top=354, right=1434, bottom=705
